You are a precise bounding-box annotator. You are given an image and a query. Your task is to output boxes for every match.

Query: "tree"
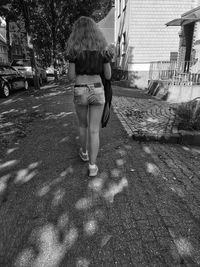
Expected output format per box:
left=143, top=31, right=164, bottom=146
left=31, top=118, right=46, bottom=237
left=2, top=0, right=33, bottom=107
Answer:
left=30, top=0, right=113, bottom=78
left=15, top=0, right=41, bottom=89
left=0, top=0, right=19, bottom=62
left=1, top=0, right=113, bottom=84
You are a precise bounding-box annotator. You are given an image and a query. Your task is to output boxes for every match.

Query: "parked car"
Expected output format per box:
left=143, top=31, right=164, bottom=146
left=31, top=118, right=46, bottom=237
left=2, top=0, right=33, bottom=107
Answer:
left=46, top=66, right=56, bottom=81
left=46, top=66, right=61, bottom=81
left=0, top=64, right=29, bottom=98
left=11, top=59, right=47, bottom=85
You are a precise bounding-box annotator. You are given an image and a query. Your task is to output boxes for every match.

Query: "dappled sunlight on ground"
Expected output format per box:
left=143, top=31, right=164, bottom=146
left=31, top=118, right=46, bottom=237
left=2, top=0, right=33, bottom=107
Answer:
left=146, top=117, right=159, bottom=123
left=15, top=222, right=78, bottom=267
left=168, top=228, right=200, bottom=265
left=0, top=159, right=18, bottom=170
left=142, top=145, right=152, bottom=154
left=146, top=162, right=160, bottom=176
left=182, top=145, right=200, bottom=155
left=169, top=185, right=185, bottom=198
left=37, top=166, right=74, bottom=198
left=88, top=176, right=105, bottom=192
left=6, top=147, right=18, bottom=155
left=116, top=158, right=126, bottom=167
left=59, top=137, right=69, bottom=143
left=1, top=108, right=19, bottom=114
left=1, top=81, right=200, bottom=266
left=110, top=169, right=123, bottom=179
left=0, top=122, right=14, bottom=128
left=103, top=177, right=128, bottom=203
left=17, top=146, right=131, bottom=266
left=0, top=161, right=42, bottom=198
left=174, top=237, right=193, bottom=257
left=1, top=129, right=18, bottom=136
left=84, top=219, right=98, bottom=236
left=0, top=174, right=11, bottom=194
left=75, top=197, right=93, bottom=211
left=37, top=185, right=51, bottom=197
left=32, top=105, right=41, bottom=109
left=116, top=148, right=127, bottom=157
left=52, top=189, right=65, bottom=207
left=2, top=98, right=24, bottom=105
left=35, top=90, right=66, bottom=100
left=44, top=112, right=73, bottom=120
left=76, top=258, right=90, bottom=267
left=14, top=162, right=40, bottom=184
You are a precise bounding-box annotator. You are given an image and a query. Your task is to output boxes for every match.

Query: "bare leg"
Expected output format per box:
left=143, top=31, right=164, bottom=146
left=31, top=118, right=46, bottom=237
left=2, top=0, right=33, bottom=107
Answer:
left=88, top=104, right=104, bottom=165
left=74, top=104, right=88, bottom=152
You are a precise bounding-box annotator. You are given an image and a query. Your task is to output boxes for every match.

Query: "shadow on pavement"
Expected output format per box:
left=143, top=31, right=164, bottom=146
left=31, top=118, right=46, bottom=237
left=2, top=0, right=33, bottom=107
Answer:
left=0, top=84, right=200, bottom=266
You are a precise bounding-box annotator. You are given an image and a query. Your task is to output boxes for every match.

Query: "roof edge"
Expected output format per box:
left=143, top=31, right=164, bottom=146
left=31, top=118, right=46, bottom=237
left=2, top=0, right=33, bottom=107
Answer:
left=182, top=5, right=200, bottom=17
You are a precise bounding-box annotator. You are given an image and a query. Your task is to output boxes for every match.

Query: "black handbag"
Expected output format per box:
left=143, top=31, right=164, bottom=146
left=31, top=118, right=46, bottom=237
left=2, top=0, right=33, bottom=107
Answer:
left=101, top=74, right=112, bottom=128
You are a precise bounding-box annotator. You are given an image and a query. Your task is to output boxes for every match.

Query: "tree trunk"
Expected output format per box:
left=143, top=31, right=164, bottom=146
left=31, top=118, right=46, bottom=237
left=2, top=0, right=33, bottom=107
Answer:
left=5, top=17, right=12, bottom=62
left=50, top=0, right=58, bottom=81
left=21, top=0, right=40, bottom=90
left=29, top=47, right=40, bottom=89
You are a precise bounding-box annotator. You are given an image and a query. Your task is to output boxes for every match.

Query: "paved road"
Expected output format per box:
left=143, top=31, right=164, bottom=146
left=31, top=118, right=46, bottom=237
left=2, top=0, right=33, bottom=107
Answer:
left=0, top=83, right=200, bottom=266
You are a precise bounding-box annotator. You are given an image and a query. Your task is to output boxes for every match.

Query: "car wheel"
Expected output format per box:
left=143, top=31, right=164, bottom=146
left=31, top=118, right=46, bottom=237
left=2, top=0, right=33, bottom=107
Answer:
left=1, top=84, right=10, bottom=98
left=24, top=80, right=29, bottom=90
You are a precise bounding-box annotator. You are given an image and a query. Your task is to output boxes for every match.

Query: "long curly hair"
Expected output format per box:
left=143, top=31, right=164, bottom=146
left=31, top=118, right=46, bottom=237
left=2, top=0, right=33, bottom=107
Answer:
left=66, top=16, right=108, bottom=58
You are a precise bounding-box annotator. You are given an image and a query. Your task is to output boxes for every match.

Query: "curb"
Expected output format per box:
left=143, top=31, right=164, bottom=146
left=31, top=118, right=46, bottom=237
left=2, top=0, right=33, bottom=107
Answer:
left=132, top=133, right=181, bottom=144
left=179, top=131, right=200, bottom=146
left=132, top=131, right=200, bottom=146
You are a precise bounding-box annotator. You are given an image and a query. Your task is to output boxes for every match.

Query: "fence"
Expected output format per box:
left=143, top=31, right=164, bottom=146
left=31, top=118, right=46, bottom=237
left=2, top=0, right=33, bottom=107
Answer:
left=149, top=60, right=200, bottom=85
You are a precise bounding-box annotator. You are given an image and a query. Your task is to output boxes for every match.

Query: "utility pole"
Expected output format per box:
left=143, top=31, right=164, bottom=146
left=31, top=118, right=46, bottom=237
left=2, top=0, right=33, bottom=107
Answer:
left=20, top=0, right=40, bottom=90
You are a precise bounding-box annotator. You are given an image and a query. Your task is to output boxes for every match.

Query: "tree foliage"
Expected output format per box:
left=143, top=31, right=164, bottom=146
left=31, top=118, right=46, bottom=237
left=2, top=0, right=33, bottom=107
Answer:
left=0, top=0, right=113, bottom=67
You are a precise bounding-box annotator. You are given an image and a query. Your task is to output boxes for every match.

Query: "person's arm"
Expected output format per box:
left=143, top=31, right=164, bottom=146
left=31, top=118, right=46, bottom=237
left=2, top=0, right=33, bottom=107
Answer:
left=103, top=63, right=111, bottom=80
left=68, top=63, right=76, bottom=81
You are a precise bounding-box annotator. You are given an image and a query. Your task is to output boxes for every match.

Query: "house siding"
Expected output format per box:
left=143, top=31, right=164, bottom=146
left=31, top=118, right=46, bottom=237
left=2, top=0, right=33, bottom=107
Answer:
left=115, top=0, right=194, bottom=88
left=128, top=0, right=193, bottom=63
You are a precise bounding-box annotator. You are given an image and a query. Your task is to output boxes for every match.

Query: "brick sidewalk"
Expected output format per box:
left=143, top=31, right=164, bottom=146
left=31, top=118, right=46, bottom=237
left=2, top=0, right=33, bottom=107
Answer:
left=112, top=95, right=178, bottom=138
left=112, top=86, right=200, bottom=145
left=1, top=84, right=200, bottom=266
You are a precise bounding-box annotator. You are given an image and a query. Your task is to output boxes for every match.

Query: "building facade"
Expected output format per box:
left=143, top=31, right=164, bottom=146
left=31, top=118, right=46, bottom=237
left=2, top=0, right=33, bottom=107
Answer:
left=155, top=0, right=200, bottom=102
left=115, top=0, right=194, bottom=88
left=9, top=17, right=29, bottom=60
left=0, top=31, right=8, bottom=63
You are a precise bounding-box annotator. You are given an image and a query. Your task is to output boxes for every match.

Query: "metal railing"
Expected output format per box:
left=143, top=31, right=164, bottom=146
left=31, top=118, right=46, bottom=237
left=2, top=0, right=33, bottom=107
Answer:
left=149, top=60, right=200, bottom=85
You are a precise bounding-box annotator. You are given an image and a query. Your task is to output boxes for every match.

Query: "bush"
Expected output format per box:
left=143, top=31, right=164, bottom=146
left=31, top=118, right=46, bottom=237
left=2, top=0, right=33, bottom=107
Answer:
left=175, top=97, right=200, bottom=131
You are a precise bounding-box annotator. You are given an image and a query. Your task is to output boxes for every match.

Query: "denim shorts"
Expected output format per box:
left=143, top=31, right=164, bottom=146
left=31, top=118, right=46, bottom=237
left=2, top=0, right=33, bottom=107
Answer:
left=73, top=83, right=105, bottom=106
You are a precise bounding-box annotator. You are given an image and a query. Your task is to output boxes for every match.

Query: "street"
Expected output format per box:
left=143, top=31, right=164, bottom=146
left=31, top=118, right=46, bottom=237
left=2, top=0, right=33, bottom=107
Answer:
left=0, top=82, right=200, bottom=267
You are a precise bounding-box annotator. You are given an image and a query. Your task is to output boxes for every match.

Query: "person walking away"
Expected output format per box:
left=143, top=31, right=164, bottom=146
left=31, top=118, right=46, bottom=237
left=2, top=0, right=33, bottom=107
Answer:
left=66, top=16, right=111, bottom=177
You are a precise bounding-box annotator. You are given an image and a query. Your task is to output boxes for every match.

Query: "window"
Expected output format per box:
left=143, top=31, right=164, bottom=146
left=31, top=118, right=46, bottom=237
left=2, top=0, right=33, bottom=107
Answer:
left=170, top=52, right=178, bottom=61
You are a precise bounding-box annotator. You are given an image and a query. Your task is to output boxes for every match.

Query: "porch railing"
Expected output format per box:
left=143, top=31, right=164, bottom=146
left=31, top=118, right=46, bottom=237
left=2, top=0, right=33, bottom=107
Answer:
left=149, top=60, right=200, bottom=84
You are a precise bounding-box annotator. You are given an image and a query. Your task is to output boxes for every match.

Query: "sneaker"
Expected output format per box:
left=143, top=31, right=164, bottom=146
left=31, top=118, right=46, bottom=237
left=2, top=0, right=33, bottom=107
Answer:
left=79, top=148, right=89, bottom=162
left=88, top=164, right=98, bottom=177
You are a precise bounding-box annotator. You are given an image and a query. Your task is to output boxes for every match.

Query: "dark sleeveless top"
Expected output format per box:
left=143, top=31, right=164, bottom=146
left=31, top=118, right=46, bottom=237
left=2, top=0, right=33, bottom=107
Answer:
left=68, top=50, right=110, bottom=75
